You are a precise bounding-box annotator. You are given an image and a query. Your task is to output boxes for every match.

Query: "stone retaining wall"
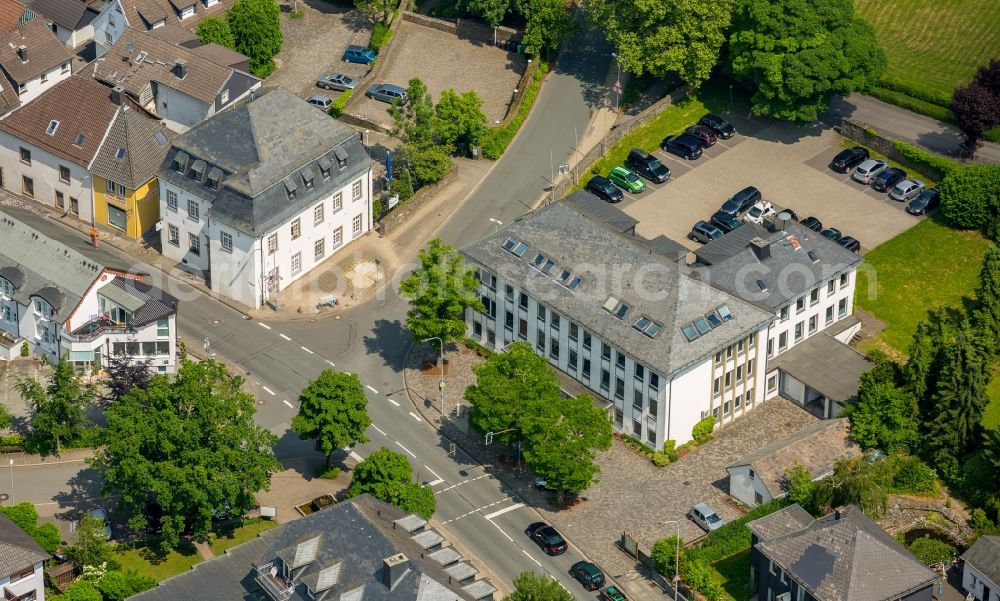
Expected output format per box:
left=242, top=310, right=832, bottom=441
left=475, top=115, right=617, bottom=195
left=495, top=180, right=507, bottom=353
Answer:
left=375, top=162, right=458, bottom=235
left=837, top=119, right=952, bottom=181
left=401, top=11, right=520, bottom=46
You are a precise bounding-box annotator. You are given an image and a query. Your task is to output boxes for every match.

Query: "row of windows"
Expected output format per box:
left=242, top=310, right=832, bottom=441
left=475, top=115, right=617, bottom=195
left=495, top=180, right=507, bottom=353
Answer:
left=713, top=357, right=755, bottom=396
left=613, top=408, right=658, bottom=445
left=778, top=273, right=850, bottom=321
left=769, top=299, right=848, bottom=356
left=713, top=334, right=756, bottom=367
left=711, top=388, right=753, bottom=421
left=17, top=175, right=80, bottom=216
left=112, top=341, right=171, bottom=357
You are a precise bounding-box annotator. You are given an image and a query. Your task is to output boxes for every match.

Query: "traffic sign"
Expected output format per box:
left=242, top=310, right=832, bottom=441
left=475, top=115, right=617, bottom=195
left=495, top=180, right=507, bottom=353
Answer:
left=613, top=81, right=622, bottom=94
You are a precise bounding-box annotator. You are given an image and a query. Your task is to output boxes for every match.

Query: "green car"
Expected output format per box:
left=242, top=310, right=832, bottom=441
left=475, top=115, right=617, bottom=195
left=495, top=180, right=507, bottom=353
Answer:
left=600, top=586, right=627, bottom=601
left=608, top=166, right=646, bottom=193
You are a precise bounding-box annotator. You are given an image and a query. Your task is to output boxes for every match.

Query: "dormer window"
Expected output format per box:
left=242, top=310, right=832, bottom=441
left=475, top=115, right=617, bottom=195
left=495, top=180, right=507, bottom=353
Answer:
left=334, top=146, right=348, bottom=169
left=284, top=178, right=297, bottom=200
left=206, top=166, right=222, bottom=190
left=172, top=151, right=189, bottom=173
left=189, top=159, right=206, bottom=182
left=46, top=120, right=59, bottom=135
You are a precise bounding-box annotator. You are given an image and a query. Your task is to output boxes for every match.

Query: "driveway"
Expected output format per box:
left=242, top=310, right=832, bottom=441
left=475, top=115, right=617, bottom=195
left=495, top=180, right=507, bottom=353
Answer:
left=351, top=19, right=528, bottom=129
left=618, top=114, right=923, bottom=255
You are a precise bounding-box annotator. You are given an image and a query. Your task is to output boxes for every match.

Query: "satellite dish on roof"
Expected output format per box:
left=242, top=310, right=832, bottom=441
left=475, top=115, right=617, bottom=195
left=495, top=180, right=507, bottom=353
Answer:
left=776, top=211, right=792, bottom=231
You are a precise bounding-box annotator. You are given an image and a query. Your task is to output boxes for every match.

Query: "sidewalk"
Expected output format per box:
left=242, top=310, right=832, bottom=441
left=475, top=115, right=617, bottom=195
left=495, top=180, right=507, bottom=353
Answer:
left=5, top=447, right=93, bottom=467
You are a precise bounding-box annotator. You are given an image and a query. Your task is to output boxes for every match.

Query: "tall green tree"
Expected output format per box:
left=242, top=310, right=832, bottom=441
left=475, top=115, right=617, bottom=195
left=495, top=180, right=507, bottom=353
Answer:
left=196, top=16, right=235, bottom=49
left=465, top=341, right=562, bottom=444
left=463, top=0, right=509, bottom=28
left=400, top=238, right=483, bottom=347
left=504, top=572, right=574, bottom=601
left=67, top=512, right=115, bottom=570
left=95, top=570, right=156, bottom=601
left=434, top=89, right=488, bottom=154
left=16, top=357, right=94, bottom=454
left=785, top=462, right=817, bottom=515
left=226, top=0, right=282, bottom=77
left=91, top=356, right=281, bottom=549
left=521, top=393, right=612, bottom=494
left=978, top=245, right=1000, bottom=308
left=519, top=0, right=579, bottom=59
left=354, top=0, right=389, bottom=23
left=813, top=455, right=892, bottom=519
left=586, top=0, right=737, bottom=87
left=727, top=0, right=886, bottom=122
left=845, top=355, right=918, bottom=453
left=291, top=370, right=371, bottom=468
left=389, top=79, right=456, bottom=184
left=345, top=448, right=436, bottom=518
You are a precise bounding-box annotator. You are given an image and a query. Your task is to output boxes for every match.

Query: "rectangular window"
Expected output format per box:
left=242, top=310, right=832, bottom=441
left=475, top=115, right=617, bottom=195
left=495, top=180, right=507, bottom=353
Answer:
left=550, top=337, right=559, bottom=360
left=551, top=312, right=560, bottom=330
left=808, top=315, right=818, bottom=333
left=167, top=189, right=178, bottom=211
left=726, top=345, right=733, bottom=359
left=332, top=192, right=343, bottom=212
left=839, top=298, right=848, bottom=317
left=725, top=370, right=732, bottom=389
left=794, top=321, right=803, bottom=341
left=107, top=204, right=127, bottom=230
left=71, top=197, right=79, bottom=215
left=767, top=374, right=777, bottom=392
left=518, top=318, right=527, bottom=339
left=600, top=369, right=610, bottom=391
left=602, top=343, right=611, bottom=361
left=314, top=238, right=325, bottom=261
left=840, top=273, right=849, bottom=288
left=810, top=288, right=820, bottom=305
left=505, top=311, right=513, bottom=331
left=632, top=420, right=641, bottom=436
left=220, top=230, right=232, bottom=252
left=291, top=218, right=301, bottom=239
left=583, top=331, right=591, bottom=350
left=649, top=398, right=657, bottom=416
left=634, top=363, right=644, bottom=382
left=157, top=319, right=169, bottom=337
left=55, top=191, right=64, bottom=208
left=189, top=233, right=200, bottom=255
left=828, top=280, right=836, bottom=295
left=796, top=296, right=805, bottom=313
left=352, top=214, right=363, bottom=235
left=536, top=329, right=545, bottom=353
left=168, top=224, right=179, bottom=246
left=633, top=388, right=643, bottom=410
left=332, top=226, right=343, bottom=247
left=569, top=349, right=578, bottom=371
left=614, top=407, right=623, bottom=427
left=723, top=400, right=730, bottom=415
left=352, top=179, right=363, bottom=200
left=767, top=338, right=774, bottom=356
left=748, top=334, right=755, bottom=349
left=826, top=305, right=834, bottom=324
left=19, top=147, right=29, bottom=164
left=779, top=306, right=789, bottom=321
left=747, top=358, right=754, bottom=375
left=473, top=319, right=482, bottom=338
left=779, top=331, right=788, bottom=350
left=519, top=292, right=528, bottom=310
left=736, top=364, right=743, bottom=383
left=648, top=427, right=656, bottom=443
left=267, top=233, right=278, bottom=254
left=314, top=204, right=324, bottom=225
left=737, top=338, right=744, bottom=354
left=187, top=199, right=199, bottom=222
left=569, top=322, right=578, bottom=342
left=714, top=376, right=721, bottom=395
left=649, top=373, right=659, bottom=391
left=505, top=285, right=514, bottom=303
left=60, top=165, right=71, bottom=183
left=582, top=358, right=591, bottom=379
left=291, top=252, right=302, bottom=275
left=537, top=305, right=546, bottom=323
left=616, top=352, right=625, bottom=370
left=715, top=351, right=722, bottom=366
left=21, top=176, right=33, bottom=197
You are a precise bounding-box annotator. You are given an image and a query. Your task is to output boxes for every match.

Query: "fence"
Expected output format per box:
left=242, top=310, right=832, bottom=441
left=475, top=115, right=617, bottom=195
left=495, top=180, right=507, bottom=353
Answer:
left=375, top=162, right=459, bottom=235
left=618, top=532, right=692, bottom=600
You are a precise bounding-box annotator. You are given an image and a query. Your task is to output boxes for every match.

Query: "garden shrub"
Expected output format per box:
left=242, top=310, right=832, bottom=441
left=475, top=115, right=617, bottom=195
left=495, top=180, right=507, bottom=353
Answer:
left=651, top=452, right=671, bottom=467
left=328, top=89, right=352, bottom=117
left=20, top=341, right=28, bottom=357
left=889, top=454, right=938, bottom=495
left=866, top=87, right=954, bottom=123
left=317, top=466, right=341, bottom=479
left=907, top=537, right=955, bottom=564
left=691, top=416, right=715, bottom=443
left=940, top=164, right=1000, bottom=229
left=369, top=21, right=393, bottom=52
left=876, top=75, right=953, bottom=108
left=480, top=62, right=548, bottom=160
left=892, top=141, right=959, bottom=180
left=685, top=499, right=789, bottom=565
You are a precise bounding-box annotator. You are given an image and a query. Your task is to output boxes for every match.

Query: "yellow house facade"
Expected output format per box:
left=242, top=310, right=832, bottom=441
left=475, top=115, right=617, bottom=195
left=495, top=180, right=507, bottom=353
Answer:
left=92, top=175, right=161, bottom=240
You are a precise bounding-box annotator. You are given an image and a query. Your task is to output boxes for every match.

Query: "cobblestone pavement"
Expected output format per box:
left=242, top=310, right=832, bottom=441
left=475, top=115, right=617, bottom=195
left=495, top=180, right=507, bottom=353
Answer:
left=351, top=20, right=528, bottom=129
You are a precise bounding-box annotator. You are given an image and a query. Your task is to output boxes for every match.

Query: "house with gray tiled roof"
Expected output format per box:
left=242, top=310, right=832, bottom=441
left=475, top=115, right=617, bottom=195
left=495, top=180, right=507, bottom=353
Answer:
left=157, top=86, right=373, bottom=309
left=963, top=536, right=1000, bottom=601
left=0, top=209, right=178, bottom=371
left=748, top=505, right=936, bottom=601
left=128, top=495, right=495, bottom=601
left=0, top=513, right=49, bottom=601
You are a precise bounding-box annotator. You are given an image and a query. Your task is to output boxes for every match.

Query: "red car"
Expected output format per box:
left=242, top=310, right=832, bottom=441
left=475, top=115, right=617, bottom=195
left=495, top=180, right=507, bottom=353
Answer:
left=685, top=125, right=718, bottom=148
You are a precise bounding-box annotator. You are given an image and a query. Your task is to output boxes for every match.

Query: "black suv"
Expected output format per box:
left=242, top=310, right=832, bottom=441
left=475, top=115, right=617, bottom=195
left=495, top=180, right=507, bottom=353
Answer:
left=711, top=210, right=744, bottom=233
left=698, top=114, right=736, bottom=139
left=626, top=148, right=670, bottom=183
left=871, top=167, right=907, bottom=192
left=586, top=176, right=624, bottom=203
left=837, top=236, right=861, bottom=253
left=661, top=134, right=703, bottom=160
left=800, top=216, right=823, bottom=232
left=829, top=146, right=870, bottom=173
left=526, top=522, right=567, bottom=556
left=719, top=186, right=762, bottom=217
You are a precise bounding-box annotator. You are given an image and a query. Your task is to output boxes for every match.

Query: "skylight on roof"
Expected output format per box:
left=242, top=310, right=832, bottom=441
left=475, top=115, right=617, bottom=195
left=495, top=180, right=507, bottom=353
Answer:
left=557, top=269, right=582, bottom=291
left=718, top=305, right=733, bottom=321
left=46, top=120, right=59, bottom=135
left=73, top=132, right=85, bottom=147
left=502, top=236, right=528, bottom=257
left=705, top=312, right=722, bottom=328
left=539, top=258, right=556, bottom=275
left=757, top=279, right=768, bottom=291
left=632, top=315, right=663, bottom=338
left=115, top=147, right=126, bottom=160
left=154, top=131, right=167, bottom=145
left=613, top=302, right=630, bottom=320
left=135, top=51, right=147, bottom=64
left=693, top=318, right=710, bottom=335
left=531, top=253, right=545, bottom=268
left=645, top=322, right=662, bottom=337
left=566, top=275, right=582, bottom=290
left=603, top=297, right=620, bottom=312
left=681, top=324, right=698, bottom=342
left=807, top=250, right=819, bottom=263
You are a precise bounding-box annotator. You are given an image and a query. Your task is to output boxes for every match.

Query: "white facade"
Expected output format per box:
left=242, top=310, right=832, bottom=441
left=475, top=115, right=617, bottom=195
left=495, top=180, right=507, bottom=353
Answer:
left=14, top=59, right=71, bottom=104
left=91, top=0, right=126, bottom=58
left=0, top=132, right=95, bottom=222
left=0, top=559, right=45, bottom=601
left=964, top=562, right=999, bottom=601
left=728, top=464, right=773, bottom=507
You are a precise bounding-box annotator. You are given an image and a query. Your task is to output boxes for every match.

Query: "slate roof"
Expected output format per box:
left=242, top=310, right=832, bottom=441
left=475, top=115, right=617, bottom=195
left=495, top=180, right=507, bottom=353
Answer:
left=0, top=210, right=104, bottom=322
left=962, top=536, right=1000, bottom=585
left=747, top=504, right=814, bottom=542
left=769, top=333, right=873, bottom=403
left=189, top=42, right=247, bottom=68
left=753, top=505, right=936, bottom=601
left=28, top=0, right=97, bottom=30
left=90, top=105, right=172, bottom=189
left=104, top=276, right=176, bottom=326
left=0, top=0, right=27, bottom=35
left=694, top=220, right=863, bottom=311
left=461, top=198, right=775, bottom=379
left=0, top=75, right=119, bottom=166
left=158, top=86, right=372, bottom=236
left=0, top=513, right=49, bottom=576
left=0, top=18, right=72, bottom=83
left=728, top=419, right=862, bottom=499
left=129, top=495, right=484, bottom=601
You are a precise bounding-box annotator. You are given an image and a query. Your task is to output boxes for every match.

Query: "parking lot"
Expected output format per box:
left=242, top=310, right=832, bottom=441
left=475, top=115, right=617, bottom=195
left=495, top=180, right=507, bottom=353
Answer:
left=610, top=114, right=923, bottom=254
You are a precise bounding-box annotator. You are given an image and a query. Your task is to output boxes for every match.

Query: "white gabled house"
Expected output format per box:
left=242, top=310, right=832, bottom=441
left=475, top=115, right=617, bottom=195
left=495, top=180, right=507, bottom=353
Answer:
left=0, top=513, right=49, bottom=601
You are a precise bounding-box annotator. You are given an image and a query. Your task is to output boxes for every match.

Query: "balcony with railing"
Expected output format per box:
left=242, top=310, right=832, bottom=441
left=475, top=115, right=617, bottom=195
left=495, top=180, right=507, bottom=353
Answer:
left=68, top=317, right=134, bottom=342
left=255, top=562, right=295, bottom=601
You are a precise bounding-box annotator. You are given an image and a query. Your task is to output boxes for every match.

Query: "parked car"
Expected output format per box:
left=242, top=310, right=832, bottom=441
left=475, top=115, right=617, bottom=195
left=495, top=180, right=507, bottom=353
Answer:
left=306, top=95, right=332, bottom=110
left=851, top=159, right=888, bottom=184
left=86, top=507, right=112, bottom=539
left=719, top=186, right=762, bottom=217
left=570, top=561, right=605, bottom=591
left=820, top=228, right=842, bottom=241
left=689, top=503, right=726, bottom=532
left=888, top=179, right=926, bottom=201
left=586, top=176, right=624, bottom=203
left=906, top=188, right=941, bottom=216
left=829, top=146, right=869, bottom=173
left=608, top=166, right=646, bottom=193
left=366, top=83, right=408, bottom=105
left=525, top=522, right=567, bottom=556
left=698, top=113, right=736, bottom=139
left=800, top=216, right=823, bottom=232
left=342, top=45, right=377, bottom=64
left=316, top=73, right=356, bottom=91
left=661, top=134, right=703, bottom=160
left=837, top=236, right=861, bottom=253
left=689, top=220, right=724, bottom=244
left=743, top=200, right=776, bottom=224
left=625, top=148, right=670, bottom=183
left=600, top=586, right=627, bottom=601
left=685, top=125, right=718, bottom=148
left=871, top=167, right=907, bottom=192
left=711, top=210, right=744, bottom=234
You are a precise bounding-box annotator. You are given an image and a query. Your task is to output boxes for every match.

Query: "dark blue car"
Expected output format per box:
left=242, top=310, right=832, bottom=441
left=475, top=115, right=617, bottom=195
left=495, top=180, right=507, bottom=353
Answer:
left=342, top=45, right=377, bottom=64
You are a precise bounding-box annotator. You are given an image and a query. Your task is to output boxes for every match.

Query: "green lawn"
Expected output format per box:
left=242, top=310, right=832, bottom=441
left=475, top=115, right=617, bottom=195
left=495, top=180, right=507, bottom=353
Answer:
left=710, top=550, right=752, bottom=601
left=986, top=369, right=1000, bottom=431
left=210, top=519, right=277, bottom=555
left=854, top=0, right=1000, bottom=97
left=113, top=540, right=201, bottom=582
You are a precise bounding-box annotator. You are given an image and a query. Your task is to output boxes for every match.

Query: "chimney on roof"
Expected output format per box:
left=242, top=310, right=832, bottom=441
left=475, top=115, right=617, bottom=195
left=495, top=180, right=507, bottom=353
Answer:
left=834, top=509, right=843, bottom=520
left=16, top=45, right=26, bottom=62
left=173, top=58, right=187, bottom=79
left=382, top=554, right=410, bottom=590
left=750, top=237, right=771, bottom=261
left=110, top=85, right=125, bottom=106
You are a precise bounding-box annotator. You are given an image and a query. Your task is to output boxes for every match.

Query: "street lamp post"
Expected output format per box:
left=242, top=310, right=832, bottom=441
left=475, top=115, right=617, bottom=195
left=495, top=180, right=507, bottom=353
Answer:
left=8, top=459, right=12, bottom=503
left=660, top=519, right=681, bottom=601
left=422, top=337, right=444, bottom=416
left=611, top=52, right=621, bottom=112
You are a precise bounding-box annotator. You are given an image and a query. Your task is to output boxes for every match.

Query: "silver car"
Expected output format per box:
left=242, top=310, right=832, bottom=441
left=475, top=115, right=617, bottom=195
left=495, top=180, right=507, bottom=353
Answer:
left=86, top=507, right=112, bottom=539
left=689, top=503, right=726, bottom=532
left=852, top=159, right=888, bottom=184
left=888, top=179, right=926, bottom=201
left=307, top=95, right=332, bottom=110
left=316, top=73, right=356, bottom=92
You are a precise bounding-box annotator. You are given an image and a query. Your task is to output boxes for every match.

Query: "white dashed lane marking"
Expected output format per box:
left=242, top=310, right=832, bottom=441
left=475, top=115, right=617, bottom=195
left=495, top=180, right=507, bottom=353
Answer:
left=395, top=441, right=416, bottom=458
left=279, top=333, right=291, bottom=341
left=282, top=400, right=293, bottom=408
left=257, top=323, right=272, bottom=330
left=388, top=399, right=399, bottom=406
left=408, top=412, right=422, bottom=422
left=366, top=385, right=379, bottom=394
left=301, top=346, right=314, bottom=354
left=262, top=386, right=275, bottom=396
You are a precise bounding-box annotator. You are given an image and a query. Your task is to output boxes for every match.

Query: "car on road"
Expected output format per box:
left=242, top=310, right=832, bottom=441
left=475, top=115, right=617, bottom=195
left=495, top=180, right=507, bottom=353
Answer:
left=586, top=176, right=624, bottom=203
left=86, top=507, right=112, bottom=539
left=525, top=522, right=567, bottom=556
left=342, top=45, right=377, bottom=64
left=306, top=95, right=332, bottom=110
left=685, top=125, right=718, bottom=148
left=800, top=216, right=823, bottom=232
left=719, top=186, right=762, bottom=217
left=626, top=148, right=670, bottom=183
left=608, top=166, right=646, bottom=193
left=316, top=73, right=356, bottom=91
left=661, top=133, right=703, bottom=160
left=689, top=503, right=725, bottom=532
left=743, top=200, right=775, bottom=224
left=698, top=113, right=736, bottom=139
left=829, top=146, right=869, bottom=173
left=821, top=228, right=842, bottom=241
left=689, top=220, right=723, bottom=244
left=871, top=167, right=907, bottom=192
left=906, top=188, right=941, bottom=216
left=570, top=561, right=605, bottom=591
left=888, top=179, right=926, bottom=201
left=711, top=210, right=744, bottom=234
left=600, top=585, right=627, bottom=601
left=851, top=159, right=888, bottom=184
left=366, top=83, right=408, bottom=105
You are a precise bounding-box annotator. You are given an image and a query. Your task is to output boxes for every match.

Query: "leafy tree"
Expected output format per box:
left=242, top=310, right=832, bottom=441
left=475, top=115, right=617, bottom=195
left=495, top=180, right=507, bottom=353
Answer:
left=904, top=317, right=948, bottom=404
left=226, top=0, right=282, bottom=77
left=521, top=393, right=612, bottom=494
left=505, top=571, right=574, bottom=601
left=96, top=570, right=156, bottom=601
left=586, top=0, right=736, bottom=87
left=390, top=79, right=437, bottom=147
left=978, top=245, right=1000, bottom=308
left=345, top=448, right=435, bottom=518
left=291, top=370, right=371, bottom=468
left=400, top=238, right=483, bottom=348
left=395, top=143, right=453, bottom=185
left=104, top=354, right=151, bottom=404
left=650, top=535, right=686, bottom=580
left=50, top=580, right=102, bottom=601
left=196, top=16, right=235, bottom=49
left=519, top=0, right=579, bottom=59
left=91, top=356, right=281, bottom=549
left=845, top=377, right=918, bottom=452
left=785, top=462, right=817, bottom=514
left=463, top=0, right=509, bottom=28
left=67, top=512, right=115, bottom=570
left=16, top=357, right=94, bottom=454
left=939, top=164, right=1000, bottom=229
left=465, top=340, right=562, bottom=443
left=434, top=89, right=487, bottom=154
left=951, top=81, right=1000, bottom=158
left=727, top=0, right=886, bottom=122
left=813, top=455, right=892, bottom=518
left=0, top=402, right=11, bottom=431
left=354, top=0, right=389, bottom=23
left=0, top=502, right=61, bottom=554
